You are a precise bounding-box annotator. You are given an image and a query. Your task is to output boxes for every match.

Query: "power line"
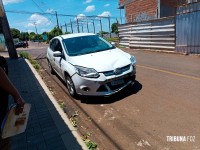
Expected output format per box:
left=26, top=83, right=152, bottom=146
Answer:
left=31, top=0, right=45, bottom=13
left=5, top=10, right=120, bottom=19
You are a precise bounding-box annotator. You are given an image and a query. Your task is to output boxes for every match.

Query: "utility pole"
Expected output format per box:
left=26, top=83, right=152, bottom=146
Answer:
left=92, top=19, right=95, bottom=34
left=99, top=17, right=103, bottom=36
left=55, top=11, right=59, bottom=29
left=70, top=19, right=73, bottom=33
left=34, top=22, right=39, bottom=44
left=0, top=0, right=18, bottom=58
left=76, top=16, right=80, bottom=33
left=81, top=24, right=83, bottom=32
left=120, top=9, right=122, bottom=24
left=65, top=22, right=68, bottom=33
left=87, top=21, right=89, bottom=33
left=108, top=16, right=111, bottom=38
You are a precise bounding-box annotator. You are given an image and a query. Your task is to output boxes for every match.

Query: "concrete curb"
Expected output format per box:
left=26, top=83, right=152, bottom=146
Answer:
left=25, top=59, right=88, bottom=150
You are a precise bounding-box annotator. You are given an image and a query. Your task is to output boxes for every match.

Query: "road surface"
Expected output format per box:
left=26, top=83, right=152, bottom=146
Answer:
left=18, top=42, right=200, bottom=150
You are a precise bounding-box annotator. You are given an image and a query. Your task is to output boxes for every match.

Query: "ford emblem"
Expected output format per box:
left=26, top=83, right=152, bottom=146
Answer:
left=114, top=68, right=121, bottom=75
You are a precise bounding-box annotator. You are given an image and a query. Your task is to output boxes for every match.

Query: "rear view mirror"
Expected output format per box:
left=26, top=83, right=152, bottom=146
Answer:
left=53, top=51, right=62, bottom=57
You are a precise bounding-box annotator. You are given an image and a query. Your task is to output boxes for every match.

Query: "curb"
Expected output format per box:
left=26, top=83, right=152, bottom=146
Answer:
left=121, top=48, right=200, bottom=56
left=25, top=59, right=88, bottom=150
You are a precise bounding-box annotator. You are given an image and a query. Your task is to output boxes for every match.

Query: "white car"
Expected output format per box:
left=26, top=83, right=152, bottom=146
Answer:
left=47, top=33, right=136, bottom=97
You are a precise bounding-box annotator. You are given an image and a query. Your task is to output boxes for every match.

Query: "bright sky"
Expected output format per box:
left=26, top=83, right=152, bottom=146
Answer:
left=2, top=0, right=122, bottom=34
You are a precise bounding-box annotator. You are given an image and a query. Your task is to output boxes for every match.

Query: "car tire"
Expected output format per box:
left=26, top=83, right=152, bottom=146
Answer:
left=65, top=75, right=77, bottom=98
left=48, top=60, right=55, bottom=74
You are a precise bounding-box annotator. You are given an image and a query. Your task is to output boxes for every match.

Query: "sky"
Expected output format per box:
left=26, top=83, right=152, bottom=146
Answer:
left=2, top=0, right=124, bottom=34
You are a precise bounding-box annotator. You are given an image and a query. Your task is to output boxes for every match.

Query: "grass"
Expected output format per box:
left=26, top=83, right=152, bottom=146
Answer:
left=18, top=51, right=41, bottom=71
left=106, top=37, right=119, bottom=42
left=82, top=132, right=97, bottom=150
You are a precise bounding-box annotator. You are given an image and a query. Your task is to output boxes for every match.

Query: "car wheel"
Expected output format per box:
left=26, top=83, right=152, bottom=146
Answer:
left=65, top=75, right=77, bottom=97
left=48, top=60, right=55, bottom=74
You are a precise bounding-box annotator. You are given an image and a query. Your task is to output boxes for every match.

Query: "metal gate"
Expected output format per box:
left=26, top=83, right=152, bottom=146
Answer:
left=118, top=17, right=175, bottom=50
left=176, top=2, right=200, bottom=54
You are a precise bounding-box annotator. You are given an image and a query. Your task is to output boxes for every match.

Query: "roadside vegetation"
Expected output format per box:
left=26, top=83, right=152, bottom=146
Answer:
left=59, top=101, right=98, bottom=150
left=18, top=51, right=41, bottom=71
left=11, top=22, right=119, bottom=44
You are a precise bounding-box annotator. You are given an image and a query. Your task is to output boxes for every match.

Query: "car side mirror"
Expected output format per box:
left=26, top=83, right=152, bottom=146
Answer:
left=53, top=51, right=62, bottom=57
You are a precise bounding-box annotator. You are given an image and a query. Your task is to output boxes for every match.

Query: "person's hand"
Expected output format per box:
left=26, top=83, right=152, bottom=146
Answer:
left=15, top=97, right=25, bottom=115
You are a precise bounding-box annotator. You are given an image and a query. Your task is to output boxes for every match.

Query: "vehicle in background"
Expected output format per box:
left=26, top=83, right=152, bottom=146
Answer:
left=14, top=41, right=27, bottom=48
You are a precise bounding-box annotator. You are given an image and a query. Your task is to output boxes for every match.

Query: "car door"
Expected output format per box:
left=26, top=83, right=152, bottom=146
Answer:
left=48, top=39, right=57, bottom=70
left=53, top=39, right=65, bottom=77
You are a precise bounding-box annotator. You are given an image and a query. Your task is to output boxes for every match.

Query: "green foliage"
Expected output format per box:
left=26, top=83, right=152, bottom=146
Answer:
left=19, top=32, right=29, bottom=41
left=98, top=31, right=109, bottom=36
left=106, top=37, right=119, bottom=42
left=111, top=23, right=119, bottom=34
left=82, top=132, right=97, bottom=150
left=29, top=32, right=36, bottom=41
left=59, top=102, right=66, bottom=110
left=47, top=27, right=62, bottom=41
left=84, top=140, right=97, bottom=150
left=18, top=51, right=31, bottom=59
left=32, top=63, right=41, bottom=71
left=18, top=52, right=41, bottom=71
left=11, top=28, right=20, bottom=38
left=64, top=32, right=71, bottom=34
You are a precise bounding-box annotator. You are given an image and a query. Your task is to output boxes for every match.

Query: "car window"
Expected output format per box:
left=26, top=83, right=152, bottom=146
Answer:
left=55, top=40, right=63, bottom=52
left=62, top=35, right=115, bottom=56
left=50, top=39, right=57, bottom=52
left=50, top=39, right=63, bottom=52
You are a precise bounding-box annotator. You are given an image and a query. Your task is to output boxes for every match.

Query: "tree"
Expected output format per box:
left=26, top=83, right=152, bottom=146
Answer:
left=29, top=32, right=36, bottom=41
left=47, top=27, right=62, bottom=41
left=19, top=32, right=29, bottom=41
left=10, top=28, right=20, bottom=38
left=111, top=23, right=118, bottom=34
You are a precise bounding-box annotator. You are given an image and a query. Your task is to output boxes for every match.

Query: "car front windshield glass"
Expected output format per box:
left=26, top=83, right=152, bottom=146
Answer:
left=63, top=35, right=115, bottom=56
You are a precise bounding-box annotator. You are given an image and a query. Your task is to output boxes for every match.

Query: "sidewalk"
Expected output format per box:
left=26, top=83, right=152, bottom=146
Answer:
left=4, top=57, right=86, bottom=150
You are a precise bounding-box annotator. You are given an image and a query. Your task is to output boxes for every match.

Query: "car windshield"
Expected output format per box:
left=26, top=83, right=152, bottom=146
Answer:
left=62, top=35, right=115, bottom=56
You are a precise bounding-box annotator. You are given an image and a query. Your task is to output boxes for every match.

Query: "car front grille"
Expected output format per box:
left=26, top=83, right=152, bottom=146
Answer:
left=103, top=64, right=131, bottom=76
left=96, top=74, right=135, bottom=92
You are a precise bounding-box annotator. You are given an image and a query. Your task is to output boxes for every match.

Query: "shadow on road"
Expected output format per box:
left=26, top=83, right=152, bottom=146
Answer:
left=78, top=80, right=143, bottom=104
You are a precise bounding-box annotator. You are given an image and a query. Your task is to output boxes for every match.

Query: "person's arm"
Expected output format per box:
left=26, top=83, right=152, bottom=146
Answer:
left=0, top=67, right=24, bottom=106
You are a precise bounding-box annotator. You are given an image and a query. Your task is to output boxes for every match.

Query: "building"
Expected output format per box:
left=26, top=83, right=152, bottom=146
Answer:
left=118, top=0, right=196, bottom=23
left=118, top=0, right=200, bottom=54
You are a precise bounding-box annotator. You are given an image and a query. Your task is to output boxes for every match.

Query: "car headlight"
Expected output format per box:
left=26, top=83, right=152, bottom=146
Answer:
left=74, top=66, right=100, bottom=78
left=130, top=55, right=136, bottom=66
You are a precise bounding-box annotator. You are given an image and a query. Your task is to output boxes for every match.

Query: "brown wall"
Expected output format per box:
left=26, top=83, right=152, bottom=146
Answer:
left=125, top=0, right=158, bottom=23
left=119, top=0, right=126, bottom=5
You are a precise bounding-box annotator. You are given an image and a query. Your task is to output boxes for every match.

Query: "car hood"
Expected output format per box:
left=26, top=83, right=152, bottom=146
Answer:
left=69, top=48, right=131, bottom=72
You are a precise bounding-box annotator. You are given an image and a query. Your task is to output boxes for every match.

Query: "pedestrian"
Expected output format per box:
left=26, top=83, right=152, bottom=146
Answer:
left=0, top=66, right=25, bottom=120
left=0, top=56, right=24, bottom=150
left=0, top=56, right=25, bottom=149
left=25, top=40, right=28, bottom=48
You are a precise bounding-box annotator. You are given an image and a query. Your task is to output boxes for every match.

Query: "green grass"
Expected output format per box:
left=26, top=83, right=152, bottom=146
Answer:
left=18, top=51, right=41, bottom=71
left=106, top=37, right=119, bottom=42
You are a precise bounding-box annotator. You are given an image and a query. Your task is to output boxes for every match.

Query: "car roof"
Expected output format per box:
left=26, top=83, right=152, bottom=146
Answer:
left=58, top=33, right=96, bottom=39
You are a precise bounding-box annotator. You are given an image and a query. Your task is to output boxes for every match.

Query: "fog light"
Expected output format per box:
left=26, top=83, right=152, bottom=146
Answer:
left=80, top=86, right=90, bottom=92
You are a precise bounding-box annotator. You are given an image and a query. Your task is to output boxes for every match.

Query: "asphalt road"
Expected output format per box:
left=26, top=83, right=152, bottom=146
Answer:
left=18, top=42, right=200, bottom=150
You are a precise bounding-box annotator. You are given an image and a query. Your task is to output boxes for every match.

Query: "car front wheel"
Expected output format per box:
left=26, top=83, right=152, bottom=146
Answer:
left=65, top=75, right=76, bottom=97
left=48, top=60, right=55, bottom=74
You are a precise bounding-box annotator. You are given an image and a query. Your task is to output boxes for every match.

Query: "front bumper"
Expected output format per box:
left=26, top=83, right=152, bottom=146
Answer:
left=72, top=66, right=136, bottom=96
